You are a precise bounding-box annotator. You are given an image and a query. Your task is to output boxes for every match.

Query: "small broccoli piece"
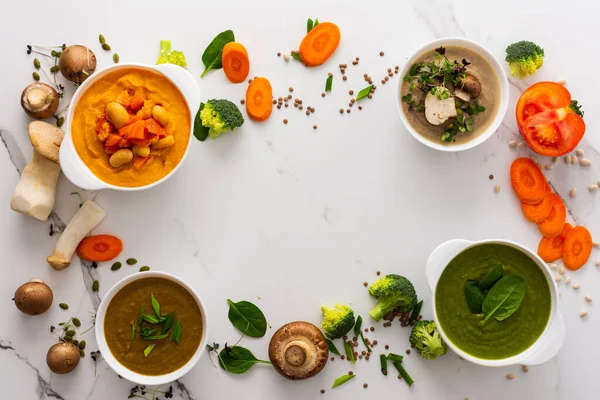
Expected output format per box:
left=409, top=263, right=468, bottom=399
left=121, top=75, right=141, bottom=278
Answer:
left=200, top=99, right=244, bottom=139
left=505, top=41, right=544, bottom=79
left=367, top=274, right=417, bottom=322
left=156, top=40, right=187, bottom=68
left=409, top=320, right=448, bottom=360
left=321, top=304, right=356, bottom=339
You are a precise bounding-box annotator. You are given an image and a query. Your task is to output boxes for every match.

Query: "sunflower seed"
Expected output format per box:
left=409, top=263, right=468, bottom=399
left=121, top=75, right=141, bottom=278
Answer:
left=585, top=295, right=593, bottom=303
left=559, top=265, right=566, bottom=275
left=555, top=274, right=563, bottom=282
left=544, top=164, right=554, bottom=171
left=571, top=156, right=578, bottom=164
left=564, top=156, right=571, bottom=164
left=550, top=263, right=558, bottom=269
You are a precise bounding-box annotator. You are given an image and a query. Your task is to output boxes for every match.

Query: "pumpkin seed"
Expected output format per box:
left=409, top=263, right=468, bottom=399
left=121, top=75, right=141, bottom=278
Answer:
left=56, top=117, right=64, bottom=127
left=32, top=72, right=40, bottom=81
left=126, top=258, right=138, bottom=265
left=99, top=34, right=106, bottom=44
left=102, top=43, right=111, bottom=51
left=72, top=317, right=81, bottom=327
left=111, top=262, right=122, bottom=271
left=580, top=158, right=592, bottom=167
left=65, top=330, right=76, bottom=336
left=92, top=280, right=99, bottom=292
left=80, top=350, right=85, bottom=357
left=59, top=303, right=69, bottom=310
left=139, top=266, right=150, bottom=272
left=50, top=65, right=59, bottom=73
left=72, top=340, right=79, bottom=347
left=63, top=335, right=73, bottom=342
left=113, top=53, right=119, bottom=63
left=78, top=340, right=86, bottom=350
left=33, top=58, right=40, bottom=69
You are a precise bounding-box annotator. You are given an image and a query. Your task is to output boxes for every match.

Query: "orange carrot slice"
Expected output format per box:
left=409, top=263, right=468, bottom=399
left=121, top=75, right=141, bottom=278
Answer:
left=246, top=77, right=273, bottom=122
left=119, top=120, right=147, bottom=141
left=298, top=22, right=341, bottom=67
left=76, top=235, right=123, bottom=262
left=537, top=193, right=566, bottom=238
left=129, top=94, right=145, bottom=112
left=563, top=226, right=592, bottom=270
left=538, top=223, right=572, bottom=262
left=510, top=158, right=547, bottom=205
left=521, top=194, right=553, bottom=223
left=133, top=156, right=151, bottom=169
left=222, top=42, right=250, bottom=84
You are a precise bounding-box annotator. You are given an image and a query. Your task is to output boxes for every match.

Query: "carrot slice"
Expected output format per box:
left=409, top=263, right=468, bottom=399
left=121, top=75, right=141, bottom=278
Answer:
left=538, top=223, right=572, bottom=262
left=133, top=156, right=150, bottom=169
left=298, top=22, right=341, bottom=67
left=537, top=193, right=566, bottom=238
left=105, top=134, right=123, bottom=147
left=510, top=158, right=547, bottom=205
left=246, top=77, right=273, bottom=121
left=119, top=120, right=147, bottom=141
left=129, top=94, right=145, bottom=112
left=521, top=194, right=552, bottom=223
left=563, top=226, right=593, bottom=270
left=76, top=235, right=123, bottom=262
left=222, top=42, right=250, bottom=84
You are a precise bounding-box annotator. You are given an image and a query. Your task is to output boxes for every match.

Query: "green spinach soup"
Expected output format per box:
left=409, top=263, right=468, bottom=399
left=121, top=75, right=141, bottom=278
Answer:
left=435, top=243, right=551, bottom=360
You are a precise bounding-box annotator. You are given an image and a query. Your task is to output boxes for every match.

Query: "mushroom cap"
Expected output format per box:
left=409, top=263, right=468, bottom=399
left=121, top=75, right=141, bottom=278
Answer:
left=460, top=74, right=482, bottom=98
left=28, top=121, right=64, bottom=163
left=47, top=342, right=80, bottom=374
left=268, top=321, right=328, bottom=380
left=59, top=45, right=97, bottom=83
left=21, top=83, right=59, bottom=120
left=14, top=280, right=53, bottom=315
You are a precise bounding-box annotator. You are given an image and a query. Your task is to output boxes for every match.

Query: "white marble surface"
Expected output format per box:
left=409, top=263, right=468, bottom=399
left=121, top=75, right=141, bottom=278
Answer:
left=1, top=0, right=600, bottom=399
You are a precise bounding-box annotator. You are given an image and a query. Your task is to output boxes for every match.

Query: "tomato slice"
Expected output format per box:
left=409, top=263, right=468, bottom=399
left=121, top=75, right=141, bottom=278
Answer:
left=516, top=82, right=585, bottom=157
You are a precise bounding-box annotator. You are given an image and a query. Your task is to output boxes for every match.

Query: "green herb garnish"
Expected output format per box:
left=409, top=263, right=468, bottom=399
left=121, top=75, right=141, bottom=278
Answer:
left=307, top=18, right=314, bottom=33
left=151, top=293, right=161, bottom=317
left=143, top=333, right=170, bottom=340
left=401, top=93, right=413, bottom=104
left=131, top=321, right=136, bottom=340
left=326, top=338, right=341, bottom=356
left=201, top=30, right=235, bottom=77
left=343, top=340, right=356, bottom=364
left=479, top=264, right=504, bottom=291
left=142, top=314, right=161, bottom=324
left=356, top=85, right=373, bottom=101
left=144, top=344, right=156, bottom=357
left=325, top=75, right=333, bottom=92
left=332, top=373, right=356, bottom=388
left=464, top=280, right=485, bottom=314
left=353, top=316, right=372, bottom=353
left=170, top=320, right=182, bottom=344
left=162, top=312, right=175, bottom=334
left=392, top=361, right=413, bottom=387
left=290, top=51, right=302, bottom=62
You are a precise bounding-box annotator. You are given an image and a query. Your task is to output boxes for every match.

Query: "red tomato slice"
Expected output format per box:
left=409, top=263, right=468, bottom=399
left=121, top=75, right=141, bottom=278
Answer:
left=516, top=82, right=585, bottom=157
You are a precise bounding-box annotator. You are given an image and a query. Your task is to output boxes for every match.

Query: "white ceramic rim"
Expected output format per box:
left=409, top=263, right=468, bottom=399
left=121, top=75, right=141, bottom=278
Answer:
left=430, top=239, right=559, bottom=367
left=95, top=271, right=209, bottom=385
left=63, top=63, right=195, bottom=191
left=396, top=37, right=510, bottom=152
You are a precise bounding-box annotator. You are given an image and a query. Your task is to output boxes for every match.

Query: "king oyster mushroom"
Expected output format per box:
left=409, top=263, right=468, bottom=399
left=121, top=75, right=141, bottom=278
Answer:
left=59, top=45, right=97, bottom=83
left=21, top=83, right=59, bottom=119
left=424, top=90, right=458, bottom=126
left=14, top=279, right=53, bottom=315
left=268, top=321, right=329, bottom=380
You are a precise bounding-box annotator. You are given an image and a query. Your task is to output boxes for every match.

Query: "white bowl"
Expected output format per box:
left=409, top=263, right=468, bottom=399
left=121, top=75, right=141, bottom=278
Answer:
left=95, top=271, right=209, bottom=385
left=425, top=238, right=565, bottom=367
left=396, top=38, right=509, bottom=152
left=60, top=63, right=201, bottom=191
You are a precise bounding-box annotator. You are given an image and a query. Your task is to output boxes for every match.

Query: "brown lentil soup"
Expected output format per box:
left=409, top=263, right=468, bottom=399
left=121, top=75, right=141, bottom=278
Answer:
left=104, top=277, right=203, bottom=375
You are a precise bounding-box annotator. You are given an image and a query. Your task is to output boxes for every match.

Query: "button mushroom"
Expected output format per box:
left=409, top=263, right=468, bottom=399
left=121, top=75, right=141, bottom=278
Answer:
left=424, top=92, right=458, bottom=125
left=14, top=279, right=53, bottom=315
left=453, top=89, right=471, bottom=103
left=47, top=200, right=107, bottom=270
left=268, top=321, right=328, bottom=380
left=59, top=45, right=97, bottom=83
left=21, top=83, right=59, bottom=119
left=459, top=74, right=482, bottom=98
left=47, top=342, right=80, bottom=374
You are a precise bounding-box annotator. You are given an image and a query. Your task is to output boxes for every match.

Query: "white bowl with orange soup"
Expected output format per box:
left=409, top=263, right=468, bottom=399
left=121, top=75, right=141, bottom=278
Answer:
left=60, top=63, right=200, bottom=190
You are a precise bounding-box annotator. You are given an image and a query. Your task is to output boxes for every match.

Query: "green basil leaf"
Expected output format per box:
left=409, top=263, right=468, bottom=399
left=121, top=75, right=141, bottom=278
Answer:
left=227, top=299, right=267, bottom=338
left=218, top=346, right=271, bottom=374
left=151, top=293, right=160, bottom=317
left=479, top=264, right=504, bottom=291
left=307, top=18, right=314, bottom=33
left=144, top=344, right=156, bottom=357
left=201, top=30, right=235, bottom=77
left=482, top=275, right=526, bottom=322
left=353, top=315, right=363, bottom=337
left=343, top=340, right=356, bottom=364
left=326, top=338, right=340, bottom=356
left=356, top=85, right=373, bottom=101
left=464, top=280, right=485, bottom=314
left=332, top=373, right=356, bottom=388
left=193, top=103, right=209, bottom=142
left=162, top=311, right=175, bottom=334
left=325, top=75, right=333, bottom=92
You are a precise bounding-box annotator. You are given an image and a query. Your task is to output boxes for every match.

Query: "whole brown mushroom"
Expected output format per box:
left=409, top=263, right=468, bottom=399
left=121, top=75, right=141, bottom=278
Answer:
left=268, top=321, right=328, bottom=380
left=21, top=83, right=59, bottom=119
left=460, top=74, right=482, bottom=98
left=14, top=279, right=53, bottom=315
left=47, top=342, right=80, bottom=374
left=59, top=45, right=96, bottom=83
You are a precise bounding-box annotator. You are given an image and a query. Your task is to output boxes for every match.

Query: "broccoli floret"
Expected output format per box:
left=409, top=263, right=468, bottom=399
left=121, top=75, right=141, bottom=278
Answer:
left=409, top=320, right=448, bottom=360
left=321, top=304, right=356, bottom=339
left=200, top=99, right=244, bottom=139
left=505, top=41, right=544, bottom=79
left=156, top=40, right=187, bottom=68
left=368, top=274, right=417, bottom=322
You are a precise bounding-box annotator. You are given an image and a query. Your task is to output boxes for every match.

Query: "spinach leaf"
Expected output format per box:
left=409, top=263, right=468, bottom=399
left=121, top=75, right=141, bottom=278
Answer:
left=193, top=103, right=209, bottom=141
left=332, top=373, right=356, bottom=388
left=218, top=346, right=271, bottom=374
left=227, top=299, right=267, bottom=338
left=482, top=275, right=526, bottom=322
left=307, top=18, right=314, bottom=33
left=326, top=338, right=340, bottom=356
left=464, top=280, right=485, bottom=314
left=201, top=30, right=235, bottom=77
left=356, top=85, right=373, bottom=101
left=325, top=75, right=333, bottom=92
left=478, top=264, right=504, bottom=291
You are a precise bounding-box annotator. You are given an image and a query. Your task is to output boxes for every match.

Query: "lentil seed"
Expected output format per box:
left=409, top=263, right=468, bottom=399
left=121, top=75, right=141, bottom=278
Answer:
left=379, top=51, right=385, bottom=56
left=343, top=76, right=347, bottom=81
left=313, top=125, right=317, bottom=130
left=363, top=384, right=368, bottom=388
left=349, top=90, right=354, bottom=95
left=321, top=92, right=326, bottom=97
left=240, top=99, right=245, bottom=104
left=321, top=389, right=325, bottom=394
left=358, top=106, right=363, bottom=110
left=283, top=119, right=288, bottom=124
left=346, top=109, right=350, bottom=113
left=277, top=52, right=281, bottom=57
left=340, top=109, right=344, bottom=114
left=522, top=365, right=529, bottom=373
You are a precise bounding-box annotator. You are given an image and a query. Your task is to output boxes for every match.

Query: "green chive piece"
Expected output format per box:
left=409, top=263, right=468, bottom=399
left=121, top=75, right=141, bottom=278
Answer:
left=343, top=340, right=356, bottom=364
left=332, top=373, right=356, bottom=388
left=144, top=344, right=156, bottom=357
left=131, top=321, right=136, bottom=340
left=380, top=354, right=388, bottom=376
left=151, top=293, right=161, bottom=317
left=325, top=75, right=333, bottom=92
left=355, top=85, right=374, bottom=101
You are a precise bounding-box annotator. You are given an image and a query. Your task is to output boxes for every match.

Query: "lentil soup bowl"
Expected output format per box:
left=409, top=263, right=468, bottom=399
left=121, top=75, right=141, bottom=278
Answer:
left=425, top=238, right=565, bottom=367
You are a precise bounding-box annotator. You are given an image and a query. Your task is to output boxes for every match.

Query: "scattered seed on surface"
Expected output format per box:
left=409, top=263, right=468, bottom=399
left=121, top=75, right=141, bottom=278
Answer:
left=593, top=241, right=600, bottom=248
left=580, top=159, right=592, bottom=167
left=277, top=52, right=281, bottom=57
left=405, top=349, right=411, bottom=355
left=564, top=156, right=571, bottom=164
left=517, top=142, right=526, bottom=149
left=59, top=303, right=69, bottom=310
left=571, top=156, right=578, bottom=164
left=522, top=365, right=529, bottom=373
left=126, top=258, right=137, bottom=265
left=368, top=94, right=373, bottom=99
left=596, top=260, right=600, bottom=267
left=283, top=119, right=288, bottom=124
left=379, top=51, right=385, bottom=56
left=552, top=157, right=558, bottom=163
left=564, top=276, right=571, bottom=285
left=321, top=92, right=326, bottom=97
left=588, top=184, right=599, bottom=191
left=544, top=164, right=554, bottom=171
left=320, top=389, right=325, bottom=394
left=550, top=263, right=558, bottom=269
left=569, top=188, right=577, bottom=198
left=559, top=265, right=566, bottom=275
left=240, top=99, right=245, bottom=104
left=573, top=282, right=580, bottom=290
left=32, top=72, right=40, bottom=81
left=102, top=43, right=111, bottom=51
left=313, top=125, right=317, bottom=130
left=340, top=108, right=344, bottom=114
left=139, top=266, right=150, bottom=272
left=556, top=79, right=567, bottom=85
left=92, top=280, right=99, bottom=292
left=508, top=140, right=517, bottom=148
left=358, top=106, right=363, bottom=110
left=349, top=90, right=354, bottom=95
left=585, top=295, right=593, bottom=302
left=489, top=174, right=494, bottom=180
left=363, top=383, right=368, bottom=388
left=343, top=76, right=347, bottom=81
left=111, top=262, right=122, bottom=271
left=507, top=373, right=516, bottom=380
left=555, top=274, right=563, bottom=282
left=580, top=310, right=588, bottom=318
left=363, top=282, right=368, bottom=287
left=346, top=109, right=351, bottom=113
left=283, top=53, right=290, bottom=61
left=576, top=149, right=584, bottom=157
left=494, top=185, right=501, bottom=193
left=72, top=318, right=81, bottom=327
